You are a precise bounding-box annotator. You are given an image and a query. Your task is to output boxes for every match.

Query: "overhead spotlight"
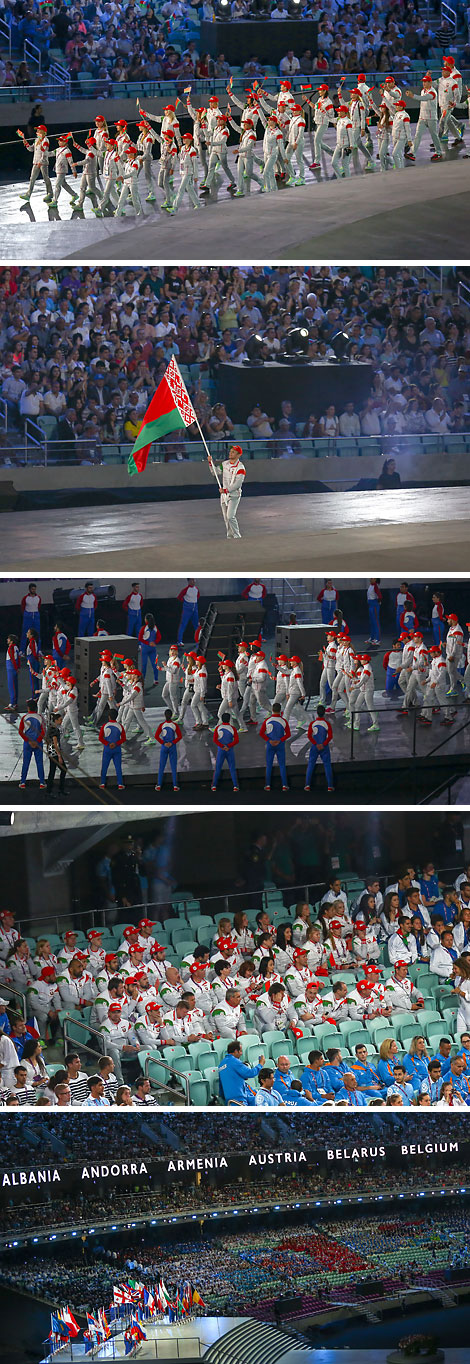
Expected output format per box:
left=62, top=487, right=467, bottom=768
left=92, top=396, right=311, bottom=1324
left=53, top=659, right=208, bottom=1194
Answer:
left=330, top=328, right=351, bottom=361
left=279, top=325, right=310, bottom=362
left=245, top=333, right=265, bottom=364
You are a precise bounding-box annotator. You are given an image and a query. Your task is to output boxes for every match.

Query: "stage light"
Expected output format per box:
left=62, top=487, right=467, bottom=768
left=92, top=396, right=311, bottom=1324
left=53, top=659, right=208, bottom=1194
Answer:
left=33, top=1238, right=38, bottom=1243
left=245, top=334, right=265, bottom=365
left=150, top=1220, right=156, bottom=1225
left=233, top=1211, right=238, bottom=1216
left=330, top=328, right=350, bottom=361
left=0, top=813, right=14, bottom=825
left=12, top=1241, right=17, bottom=1246
left=112, top=1226, right=117, bottom=1231
left=71, top=1232, right=77, bottom=1236
left=50, top=1236, right=56, bottom=1240
left=280, top=326, right=310, bottom=363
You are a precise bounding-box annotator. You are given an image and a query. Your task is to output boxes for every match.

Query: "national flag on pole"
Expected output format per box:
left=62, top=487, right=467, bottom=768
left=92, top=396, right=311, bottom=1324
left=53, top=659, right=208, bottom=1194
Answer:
left=61, top=1307, right=80, bottom=1338
left=193, top=1290, right=206, bottom=1307
left=144, top=1288, right=156, bottom=1315
left=128, top=356, right=196, bottom=476
left=131, top=1314, right=147, bottom=1340
left=159, top=1278, right=171, bottom=1306
left=99, top=1308, right=110, bottom=1339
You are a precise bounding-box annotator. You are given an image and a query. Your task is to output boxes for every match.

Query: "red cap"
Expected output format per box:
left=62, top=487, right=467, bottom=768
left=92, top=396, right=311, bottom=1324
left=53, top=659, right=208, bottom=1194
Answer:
left=63, top=930, right=76, bottom=940
left=87, top=929, right=103, bottom=941
left=72, top=951, right=88, bottom=963
left=190, top=961, right=207, bottom=975
left=293, top=947, right=307, bottom=959
left=447, top=614, right=458, bottom=622
left=330, top=920, right=343, bottom=931
left=40, top=966, right=56, bottom=980
left=150, top=941, right=166, bottom=955
left=105, top=952, right=117, bottom=964
left=123, top=926, right=139, bottom=940
left=138, top=919, right=156, bottom=930
left=356, top=980, right=373, bottom=995
left=216, top=937, right=235, bottom=951
left=108, top=1002, right=121, bottom=1014
left=146, top=1001, right=162, bottom=1014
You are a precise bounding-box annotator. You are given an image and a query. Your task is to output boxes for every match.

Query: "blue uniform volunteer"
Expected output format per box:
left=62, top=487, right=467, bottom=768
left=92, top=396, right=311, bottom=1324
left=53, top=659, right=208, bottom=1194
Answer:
left=138, top=622, right=160, bottom=683
left=6, top=640, right=20, bottom=707
left=367, top=580, right=382, bottom=642
left=76, top=588, right=97, bottom=637
left=212, top=720, right=239, bottom=790
left=99, top=718, right=126, bottom=787
left=259, top=711, right=291, bottom=789
left=305, top=714, right=334, bottom=790
left=20, top=587, right=41, bottom=651
left=177, top=582, right=199, bottom=644
left=123, top=587, right=143, bottom=637
left=52, top=628, right=71, bottom=668
left=155, top=717, right=182, bottom=790
left=18, top=711, right=45, bottom=786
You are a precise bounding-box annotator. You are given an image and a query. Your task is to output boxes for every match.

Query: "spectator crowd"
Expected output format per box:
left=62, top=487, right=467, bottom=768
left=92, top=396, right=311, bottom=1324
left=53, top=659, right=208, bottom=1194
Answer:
left=0, top=265, right=469, bottom=465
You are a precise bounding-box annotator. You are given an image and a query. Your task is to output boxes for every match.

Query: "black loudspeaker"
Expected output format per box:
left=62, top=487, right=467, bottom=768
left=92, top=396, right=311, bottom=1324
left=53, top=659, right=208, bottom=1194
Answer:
left=357, top=1279, right=384, bottom=1297
left=74, top=635, right=139, bottom=716
left=274, top=1294, right=303, bottom=1317
left=275, top=623, right=329, bottom=696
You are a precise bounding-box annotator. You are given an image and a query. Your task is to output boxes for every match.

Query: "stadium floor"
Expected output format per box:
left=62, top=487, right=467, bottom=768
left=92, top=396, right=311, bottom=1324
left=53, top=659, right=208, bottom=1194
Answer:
left=2, top=486, right=470, bottom=571
left=1, top=146, right=468, bottom=261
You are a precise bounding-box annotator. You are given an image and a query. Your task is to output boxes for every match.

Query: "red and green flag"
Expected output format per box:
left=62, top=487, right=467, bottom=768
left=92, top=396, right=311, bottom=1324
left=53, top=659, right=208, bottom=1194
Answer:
left=128, top=355, right=196, bottom=476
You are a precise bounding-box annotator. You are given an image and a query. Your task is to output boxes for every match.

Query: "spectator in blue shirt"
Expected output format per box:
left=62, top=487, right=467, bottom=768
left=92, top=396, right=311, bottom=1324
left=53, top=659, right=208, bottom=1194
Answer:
left=334, top=1072, right=369, bottom=1106
left=386, top=1063, right=415, bottom=1105
left=300, top=1049, right=334, bottom=1103
left=323, top=1047, right=350, bottom=1093
left=420, top=1060, right=442, bottom=1103
left=430, top=1038, right=453, bottom=1076
left=218, top=1040, right=265, bottom=1106
left=419, top=862, right=440, bottom=907
left=403, top=1035, right=431, bottom=1090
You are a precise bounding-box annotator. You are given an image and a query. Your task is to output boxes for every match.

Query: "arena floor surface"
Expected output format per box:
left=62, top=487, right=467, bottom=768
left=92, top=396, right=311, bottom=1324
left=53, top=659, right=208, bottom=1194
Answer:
left=2, top=486, right=470, bottom=572
left=1, top=143, right=468, bottom=261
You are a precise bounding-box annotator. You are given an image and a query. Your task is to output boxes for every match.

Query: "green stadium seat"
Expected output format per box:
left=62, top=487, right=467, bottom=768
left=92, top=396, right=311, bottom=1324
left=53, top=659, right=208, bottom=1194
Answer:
left=244, top=1042, right=264, bottom=1067
left=210, top=1037, right=229, bottom=1062
left=337, top=1019, right=359, bottom=1040
left=395, top=1021, right=423, bottom=1045
left=347, top=1028, right=373, bottom=1051
left=197, top=926, right=215, bottom=947
left=189, top=1076, right=210, bottom=1105
left=416, top=1008, right=442, bottom=1027
left=296, top=1037, right=315, bottom=1063
left=270, top=1038, right=293, bottom=1063
left=164, top=917, right=184, bottom=935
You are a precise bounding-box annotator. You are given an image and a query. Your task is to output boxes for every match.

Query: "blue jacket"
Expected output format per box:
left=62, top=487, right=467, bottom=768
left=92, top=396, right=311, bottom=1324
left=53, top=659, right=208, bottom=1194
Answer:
left=218, top=1053, right=261, bottom=1105
left=334, top=1086, right=368, bottom=1106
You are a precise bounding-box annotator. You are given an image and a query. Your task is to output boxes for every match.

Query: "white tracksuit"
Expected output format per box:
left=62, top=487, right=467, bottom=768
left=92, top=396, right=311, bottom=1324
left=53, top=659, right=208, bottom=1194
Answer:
left=411, top=84, right=442, bottom=155
left=191, top=663, right=210, bottom=726
left=61, top=683, right=84, bottom=746
left=100, top=147, right=120, bottom=211
left=24, top=134, right=53, bottom=198
left=250, top=658, right=271, bottom=719
left=218, top=668, right=243, bottom=727
left=115, top=156, right=143, bottom=216
left=26, top=978, right=61, bottom=1033
left=235, top=125, right=264, bottom=193
left=236, top=652, right=249, bottom=704
left=262, top=125, right=284, bottom=191
left=349, top=97, right=374, bottom=168
left=446, top=625, right=464, bottom=690
left=392, top=109, right=412, bottom=168
left=287, top=113, right=306, bottom=179
left=179, top=663, right=196, bottom=720
left=439, top=71, right=462, bottom=139
left=137, top=128, right=157, bottom=195
left=331, top=644, right=353, bottom=709
left=162, top=656, right=181, bottom=713
left=387, top=931, right=418, bottom=966
left=52, top=145, right=77, bottom=205
left=186, top=101, right=209, bottom=176
left=283, top=664, right=306, bottom=725
left=274, top=662, right=291, bottom=706
left=332, top=114, right=352, bottom=178
left=420, top=656, right=449, bottom=717
left=211, top=456, right=245, bottom=538
left=205, top=125, right=235, bottom=189
left=313, top=95, right=336, bottom=163
left=319, top=641, right=337, bottom=703
left=173, top=143, right=200, bottom=210
left=76, top=147, right=100, bottom=210
left=398, top=638, right=415, bottom=703
left=382, top=974, right=423, bottom=1012
left=93, top=664, right=116, bottom=723
left=123, top=678, right=154, bottom=738
left=404, top=645, right=429, bottom=710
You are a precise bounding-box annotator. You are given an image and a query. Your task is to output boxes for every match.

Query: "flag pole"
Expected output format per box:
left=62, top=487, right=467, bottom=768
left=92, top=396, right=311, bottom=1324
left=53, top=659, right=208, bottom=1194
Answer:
left=193, top=414, right=223, bottom=491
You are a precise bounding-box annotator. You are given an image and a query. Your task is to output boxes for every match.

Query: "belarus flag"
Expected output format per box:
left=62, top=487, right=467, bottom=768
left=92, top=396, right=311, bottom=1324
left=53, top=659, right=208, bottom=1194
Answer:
left=128, top=356, right=196, bottom=475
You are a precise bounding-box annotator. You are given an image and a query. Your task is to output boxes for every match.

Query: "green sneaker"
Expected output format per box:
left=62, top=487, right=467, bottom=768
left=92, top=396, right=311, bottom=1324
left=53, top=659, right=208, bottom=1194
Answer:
left=234, top=190, right=244, bottom=197
left=146, top=191, right=156, bottom=201
left=43, top=195, right=53, bottom=204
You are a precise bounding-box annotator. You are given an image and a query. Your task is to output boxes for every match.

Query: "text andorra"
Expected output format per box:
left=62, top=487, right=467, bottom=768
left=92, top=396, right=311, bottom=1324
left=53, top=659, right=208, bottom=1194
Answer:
left=2, top=1162, right=150, bottom=1186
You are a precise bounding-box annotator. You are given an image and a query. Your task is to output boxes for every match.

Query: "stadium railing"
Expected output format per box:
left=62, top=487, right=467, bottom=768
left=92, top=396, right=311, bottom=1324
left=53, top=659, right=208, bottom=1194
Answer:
left=2, top=66, right=469, bottom=104
left=4, top=432, right=470, bottom=468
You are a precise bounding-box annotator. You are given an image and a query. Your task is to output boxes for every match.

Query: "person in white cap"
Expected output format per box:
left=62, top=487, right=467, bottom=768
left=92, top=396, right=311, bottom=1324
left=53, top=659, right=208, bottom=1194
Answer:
left=445, top=614, right=465, bottom=695
left=191, top=655, right=210, bottom=729
left=18, top=124, right=53, bottom=203
left=406, top=72, right=443, bottom=159
left=208, top=443, right=246, bottom=539
left=115, top=144, right=144, bottom=217
left=331, top=104, right=353, bottom=178
left=391, top=101, right=412, bottom=169
left=310, top=85, right=337, bottom=169
left=283, top=656, right=307, bottom=727
left=51, top=133, right=78, bottom=208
